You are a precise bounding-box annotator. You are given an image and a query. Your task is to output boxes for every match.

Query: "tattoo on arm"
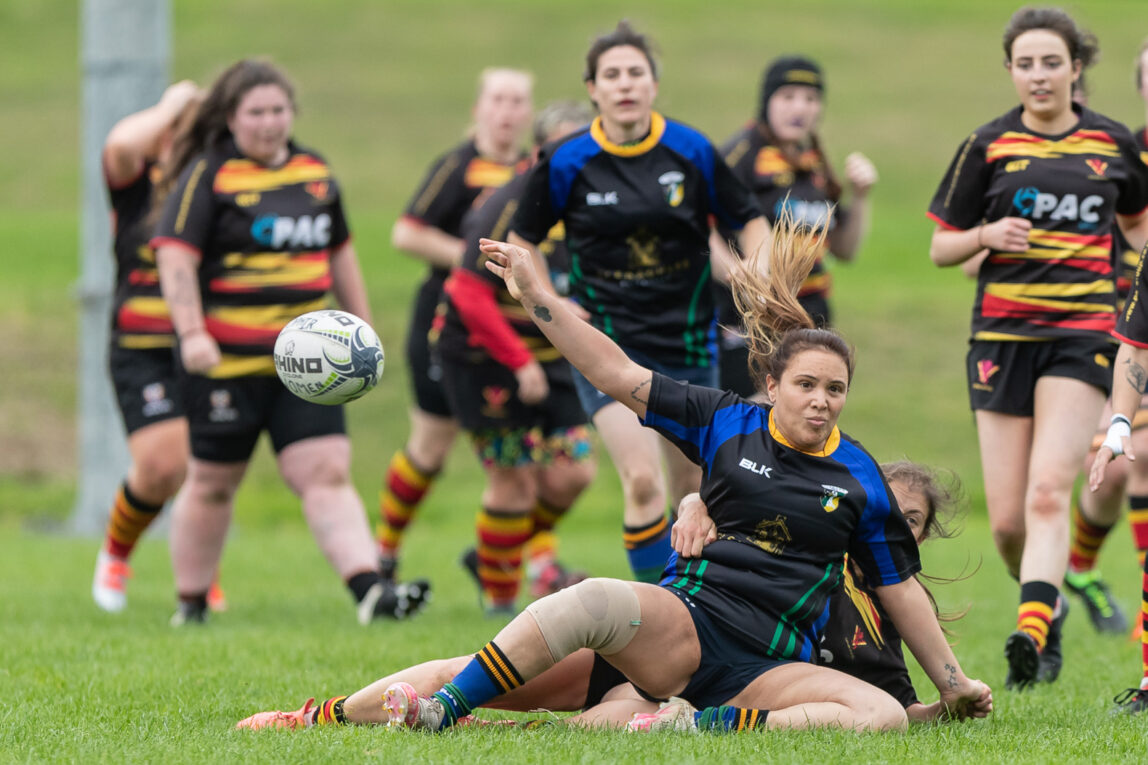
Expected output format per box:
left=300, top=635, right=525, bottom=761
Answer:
left=1124, top=359, right=1148, bottom=394
left=532, top=305, right=552, bottom=323
left=944, top=663, right=958, bottom=689
left=630, top=377, right=651, bottom=405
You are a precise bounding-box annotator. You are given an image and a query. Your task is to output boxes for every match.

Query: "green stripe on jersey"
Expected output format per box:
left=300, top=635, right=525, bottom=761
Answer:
left=570, top=251, right=613, bottom=339
left=682, top=261, right=712, bottom=366
left=769, top=563, right=838, bottom=658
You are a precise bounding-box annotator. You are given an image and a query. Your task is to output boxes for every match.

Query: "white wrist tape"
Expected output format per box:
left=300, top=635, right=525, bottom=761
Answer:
left=1102, top=416, right=1132, bottom=456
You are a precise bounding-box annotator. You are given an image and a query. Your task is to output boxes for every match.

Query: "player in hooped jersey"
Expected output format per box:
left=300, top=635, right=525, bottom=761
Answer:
left=90, top=81, right=231, bottom=614
left=378, top=69, right=533, bottom=584
left=1067, top=39, right=1148, bottom=641
left=434, top=101, right=597, bottom=613
left=1087, top=36, right=1148, bottom=716
left=368, top=215, right=990, bottom=733
left=152, top=59, right=427, bottom=625
left=714, top=56, right=877, bottom=397
left=927, top=8, right=1148, bottom=690
left=509, top=21, right=768, bottom=583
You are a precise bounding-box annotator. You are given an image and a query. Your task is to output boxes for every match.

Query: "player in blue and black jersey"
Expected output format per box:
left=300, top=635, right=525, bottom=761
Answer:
left=377, top=68, right=533, bottom=584
left=928, top=8, right=1148, bottom=690
left=509, top=21, right=767, bottom=583
left=153, top=59, right=427, bottom=626
left=373, top=213, right=991, bottom=734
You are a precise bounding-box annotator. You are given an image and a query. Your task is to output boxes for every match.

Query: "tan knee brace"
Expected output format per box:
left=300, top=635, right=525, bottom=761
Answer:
left=524, top=578, right=642, bottom=663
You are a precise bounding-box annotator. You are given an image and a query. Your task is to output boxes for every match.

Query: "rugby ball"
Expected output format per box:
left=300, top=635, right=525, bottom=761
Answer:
left=274, top=310, right=384, bottom=405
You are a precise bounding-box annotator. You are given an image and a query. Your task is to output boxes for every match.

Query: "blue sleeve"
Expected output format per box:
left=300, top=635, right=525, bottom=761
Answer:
left=833, top=439, right=921, bottom=586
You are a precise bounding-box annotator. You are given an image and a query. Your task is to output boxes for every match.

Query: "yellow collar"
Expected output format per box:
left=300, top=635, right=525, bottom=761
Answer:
left=768, top=409, right=840, bottom=457
left=590, top=112, right=666, bottom=157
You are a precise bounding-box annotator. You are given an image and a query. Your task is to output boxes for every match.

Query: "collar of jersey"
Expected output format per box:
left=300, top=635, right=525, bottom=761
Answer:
left=590, top=112, right=666, bottom=157
left=768, top=409, right=840, bottom=457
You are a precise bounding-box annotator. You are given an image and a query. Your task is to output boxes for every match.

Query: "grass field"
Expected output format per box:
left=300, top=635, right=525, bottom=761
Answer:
left=3, top=0, right=1148, bottom=761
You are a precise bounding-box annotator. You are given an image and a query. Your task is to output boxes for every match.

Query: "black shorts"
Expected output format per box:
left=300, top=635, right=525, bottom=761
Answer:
left=583, top=654, right=631, bottom=710
left=404, top=275, right=452, bottom=417
left=665, top=589, right=792, bottom=709
left=967, top=336, right=1115, bottom=416
left=109, top=343, right=185, bottom=435
left=182, top=373, right=345, bottom=462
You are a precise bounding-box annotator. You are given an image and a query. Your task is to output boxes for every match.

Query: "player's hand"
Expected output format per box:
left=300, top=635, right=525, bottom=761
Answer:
left=843, top=152, right=878, bottom=196
left=514, top=360, right=549, bottom=405
left=179, top=329, right=221, bottom=374
left=481, top=238, right=545, bottom=304
left=979, top=217, right=1031, bottom=253
left=672, top=493, right=717, bottom=558
left=160, top=80, right=201, bottom=115
left=1089, top=416, right=1135, bottom=491
left=940, top=678, right=992, bottom=720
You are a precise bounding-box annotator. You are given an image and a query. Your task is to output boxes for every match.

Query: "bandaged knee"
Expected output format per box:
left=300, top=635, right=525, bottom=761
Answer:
left=524, top=577, right=642, bottom=663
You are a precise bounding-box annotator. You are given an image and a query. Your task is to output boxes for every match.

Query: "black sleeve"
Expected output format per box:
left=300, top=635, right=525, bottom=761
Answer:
left=709, top=141, right=762, bottom=231
left=402, top=149, right=469, bottom=230
left=152, top=154, right=217, bottom=255
left=1115, top=241, right=1148, bottom=348
left=509, top=152, right=557, bottom=245
left=1114, top=127, right=1148, bottom=217
left=926, top=132, right=991, bottom=230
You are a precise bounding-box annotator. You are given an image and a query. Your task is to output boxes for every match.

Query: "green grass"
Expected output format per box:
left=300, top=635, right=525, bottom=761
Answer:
left=4, top=0, right=1148, bottom=760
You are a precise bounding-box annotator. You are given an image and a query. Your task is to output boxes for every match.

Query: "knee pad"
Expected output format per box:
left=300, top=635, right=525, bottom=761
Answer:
left=524, top=578, right=642, bottom=663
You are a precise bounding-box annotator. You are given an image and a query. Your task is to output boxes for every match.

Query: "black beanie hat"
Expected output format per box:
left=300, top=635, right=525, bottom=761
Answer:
left=759, top=56, right=824, bottom=121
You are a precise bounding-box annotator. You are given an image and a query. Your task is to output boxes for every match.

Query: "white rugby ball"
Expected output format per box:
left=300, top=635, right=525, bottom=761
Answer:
left=274, top=310, right=384, bottom=405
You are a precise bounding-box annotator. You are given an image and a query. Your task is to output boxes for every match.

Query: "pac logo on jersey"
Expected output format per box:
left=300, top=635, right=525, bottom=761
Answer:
left=820, top=484, right=849, bottom=513
left=658, top=171, right=685, bottom=207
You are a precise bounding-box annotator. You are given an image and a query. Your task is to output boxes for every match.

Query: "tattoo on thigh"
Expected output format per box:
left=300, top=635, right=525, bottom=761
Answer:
left=1124, top=359, right=1148, bottom=394
left=533, top=305, right=552, bottom=323
left=630, top=377, right=651, bottom=405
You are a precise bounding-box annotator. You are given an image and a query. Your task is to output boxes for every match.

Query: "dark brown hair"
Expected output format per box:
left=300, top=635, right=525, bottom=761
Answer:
left=728, top=210, right=855, bottom=391
left=1002, top=6, right=1098, bottom=67
left=153, top=59, right=295, bottom=215
left=583, top=19, right=659, bottom=82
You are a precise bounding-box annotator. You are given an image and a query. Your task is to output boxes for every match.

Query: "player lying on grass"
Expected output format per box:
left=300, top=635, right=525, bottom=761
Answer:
left=237, top=460, right=968, bottom=730
left=238, top=216, right=990, bottom=731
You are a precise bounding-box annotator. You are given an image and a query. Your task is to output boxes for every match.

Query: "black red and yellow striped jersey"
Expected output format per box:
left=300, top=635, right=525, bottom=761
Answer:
left=510, top=113, right=761, bottom=369
left=435, top=171, right=566, bottom=369
left=719, top=123, right=841, bottom=304
left=644, top=374, right=920, bottom=663
left=928, top=104, right=1148, bottom=342
left=400, top=139, right=528, bottom=283
left=108, top=163, right=174, bottom=349
left=152, top=138, right=349, bottom=378
left=818, top=556, right=919, bottom=708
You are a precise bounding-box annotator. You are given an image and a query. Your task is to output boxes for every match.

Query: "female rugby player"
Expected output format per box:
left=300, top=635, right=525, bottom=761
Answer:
left=713, top=55, right=877, bottom=396
left=927, top=7, right=1148, bottom=689
left=377, top=68, right=533, bottom=585
left=152, top=59, right=427, bottom=625
left=508, top=21, right=767, bottom=583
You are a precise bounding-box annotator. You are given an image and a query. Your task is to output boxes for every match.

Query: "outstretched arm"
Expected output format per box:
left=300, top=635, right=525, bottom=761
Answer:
left=875, top=577, right=992, bottom=720
left=1090, top=341, right=1148, bottom=489
left=482, top=238, right=653, bottom=418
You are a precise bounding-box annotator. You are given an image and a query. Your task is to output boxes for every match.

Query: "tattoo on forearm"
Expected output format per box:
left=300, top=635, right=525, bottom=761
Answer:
left=1125, top=359, right=1148, bottom=394
left=533, top=305, right=552, bottom=323
left=944, top=663, right=958, bottom=689
left=630, top=378, right=651, bottom=405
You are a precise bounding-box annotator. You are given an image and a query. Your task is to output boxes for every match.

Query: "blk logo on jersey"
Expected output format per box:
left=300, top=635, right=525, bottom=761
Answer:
left=1011, top=187, right=1103, bottom=227
left=739, top=457, right=773, bottom=477
left=251, top=213, right=332, bottom=249
left=586, top=191, right=619, bottom=206
left=658, top=171, right=685, bottom=207
left=820, top=484, right=849, bottom=513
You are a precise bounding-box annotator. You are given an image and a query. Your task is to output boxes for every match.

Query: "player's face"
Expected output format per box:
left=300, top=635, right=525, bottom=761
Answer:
left=766, top=85, right=822, bottom=145
left=474, top=73, right=533, bottom=152
left=765, top=348, right=848, bottom=452
left=890, top=481, right=929, bottom=545
left=228, top=84, right=293, bottom=166
left=587, top=45, right=658, bottom=130
left=1008, top=30, right=1080, bottom=122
